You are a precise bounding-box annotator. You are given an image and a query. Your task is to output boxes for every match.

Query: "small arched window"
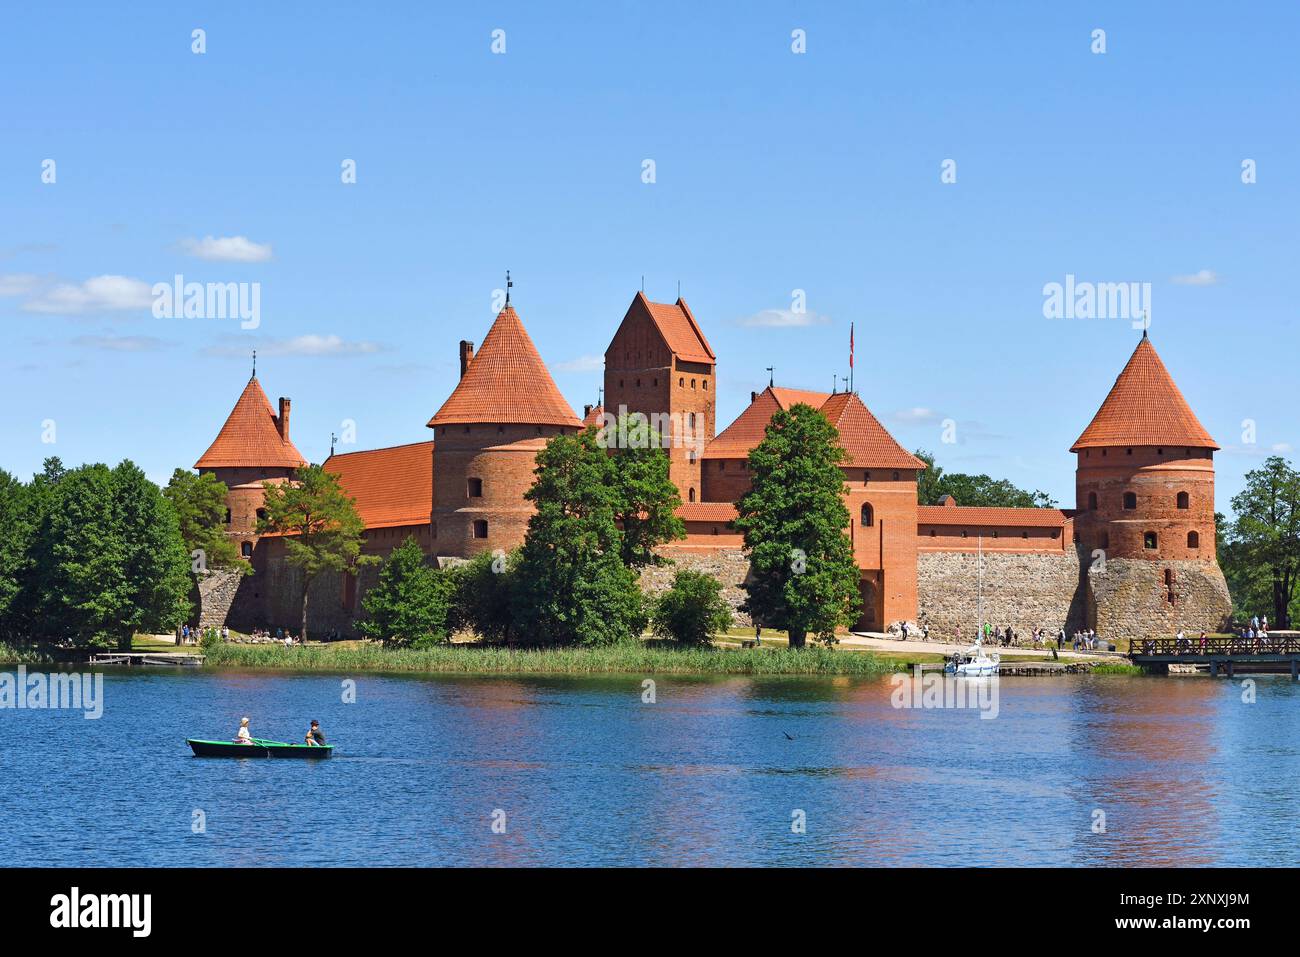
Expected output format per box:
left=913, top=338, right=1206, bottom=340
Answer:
left=256, top=508, right=267, bottom=522
left=1144, top=531, right=1158, bottom=550
left=860, top=503, right=874, bottom=527
left=1123, top=492, right=1137, bottom=510
left=1187, top=530, right=1200, bottom=549
left=241, top=541, right=253, bottom=558
left=688, top=487, right=696, bottom=503
left=1176, top=491, right=1189, bottom=510
left=1087, top=492, right=1097, bottom=511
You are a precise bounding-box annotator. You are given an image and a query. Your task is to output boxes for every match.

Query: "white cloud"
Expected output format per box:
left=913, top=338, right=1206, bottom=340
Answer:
left=23, top=275, right=154, bottom=314
left=1171, top=269, right=1219, bottom=286
left=737, top=308, right=831, bottom=328
left=555, top=354, right=604, bottom=372
left=0, top=273, right=41, bottom=297
left=180, top=235, right=274, bottom=263
left=204, top=334, right=383, bottom=358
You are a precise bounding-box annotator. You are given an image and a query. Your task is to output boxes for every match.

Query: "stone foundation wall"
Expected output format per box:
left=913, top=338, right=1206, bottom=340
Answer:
left=1087, top=558, right=1232, bottom=640
left=196, top=568, right=244, bottom=631
left=917, top=549, right=1087, bottom=642
left=642, top=546, right=752, bottom=626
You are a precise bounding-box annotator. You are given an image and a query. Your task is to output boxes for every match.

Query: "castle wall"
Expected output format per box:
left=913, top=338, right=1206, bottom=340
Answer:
left=643, top=545, right=751, bottom=626
left=916, top=548, right=1088, bottom=641
left=1087, top=557, right=1232, bottom=642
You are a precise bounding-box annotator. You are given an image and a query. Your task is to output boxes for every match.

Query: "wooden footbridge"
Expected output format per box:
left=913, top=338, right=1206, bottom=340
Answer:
left=1129, top=633, right=1300, bottom=679
left=88, top=652, right=204, bottom=668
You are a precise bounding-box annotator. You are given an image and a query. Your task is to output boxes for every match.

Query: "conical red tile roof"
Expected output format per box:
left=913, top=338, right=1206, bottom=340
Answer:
left=194, top=377, right=307, bottom=470
left=1071, top=336, right=1217, bottom=451
left=426, top=305, right=581, bottom=428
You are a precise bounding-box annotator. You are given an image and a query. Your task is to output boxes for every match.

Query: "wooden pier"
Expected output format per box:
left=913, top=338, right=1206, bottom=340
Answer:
left=88, top=652, right=205, bottom=668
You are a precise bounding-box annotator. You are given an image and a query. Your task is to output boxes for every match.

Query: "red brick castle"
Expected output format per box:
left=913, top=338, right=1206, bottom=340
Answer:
left=194, top=294, right=1231, bottom=641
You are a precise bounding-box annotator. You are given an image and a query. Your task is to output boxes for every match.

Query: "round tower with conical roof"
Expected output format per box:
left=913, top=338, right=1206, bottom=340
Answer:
left=1073, top=334, right=1231, bottom=635
left=426, top=304, right=583, bottom=559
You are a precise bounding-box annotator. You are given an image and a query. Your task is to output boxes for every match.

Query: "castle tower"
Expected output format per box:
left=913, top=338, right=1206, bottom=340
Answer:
left=195, top=373, right=307, bottom=559
left=426, top=303, right=582, bottom=559
left=603, top=292, right=715, bottom=504
left=1072, top=333, right=1231, bottom=634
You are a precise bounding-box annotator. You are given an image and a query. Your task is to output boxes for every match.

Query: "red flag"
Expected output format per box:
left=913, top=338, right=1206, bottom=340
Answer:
left=849, top=322, right=854, bottom=368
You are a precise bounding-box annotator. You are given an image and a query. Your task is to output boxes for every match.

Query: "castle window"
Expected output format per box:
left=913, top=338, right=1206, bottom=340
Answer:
left=691, top=379, right=696, bottom=389
left=864, top=472, right=871, bottom=484
left=1101, top=449, right=1107, bottom=457
left=1126, top=448, right=1133, bottom=456
left=636, top=378, right=641, bottom=387
left=860, top=503, right=874, bottom=527
left=1188, top=530, right=1200, bottom=549
left=653, top=378, right=658, bottom=387
left=893, top=471, right=900, bottom=480
left=712, top=526, right=718, bottom=535
left=929, top=529, right=936, bottom=537
left=679, top=377, right=684, bottom=387
left=1052, top=530, right=1060, bottom=539
left=1123, top=492, right=1137, bottom=510
left=241, top=541, right=253, bottom=558
left=1022, top=531, right=1029, bottom=539
left=1176, top=491, right=1189, bottom=509
left=467, top=478, right=483, bottom=498
left=961, top=530, right=968, bottom=538
left=688, top=487, right=696, bottom=503
left=1087, top=492, right=1097, bottom=510
left=498, top=425, right=504, bottom=433
left=719, top=461, right=725, bottom=471
left=1144, top=531, right=1158, bottom=550
left=688, top=413, right=696, bottom=429
left=703, top=379, right=708, bottom=390
left=688, top=450, right=697, bottom=464
left=224, top=508, right=232, bottom=524
left=256, top=508, right=267, bottom=522
left=992, top=530, right=999, bottom=539
left=620, top=380, right=624, bottom=388
left=472, top=520, right=488, bottom=539
left=1157, top=448, right=1164, bottom=455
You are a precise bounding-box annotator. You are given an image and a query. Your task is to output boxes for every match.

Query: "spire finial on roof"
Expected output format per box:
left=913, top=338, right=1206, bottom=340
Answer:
left=251, top=349, right=256, bottom=380
left=766, top=366, right=774, bottom=387
left=330, top=432, right=337, bottom=456
left=597, top=386, right=604, bottom=406
left=505, top=269, right=512, bottom=307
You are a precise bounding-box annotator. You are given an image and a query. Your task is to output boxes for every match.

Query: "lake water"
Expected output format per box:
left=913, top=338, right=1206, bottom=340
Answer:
left=3, top=667, right=1298, bottom=866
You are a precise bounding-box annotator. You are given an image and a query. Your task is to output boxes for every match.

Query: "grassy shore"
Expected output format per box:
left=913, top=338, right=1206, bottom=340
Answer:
left=202, top=639, right=905, bottom=676
left=0, top=642, right=54, bottom=664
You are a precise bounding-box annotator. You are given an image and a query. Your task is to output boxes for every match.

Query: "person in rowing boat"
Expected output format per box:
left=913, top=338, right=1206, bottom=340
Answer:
left=235, top=717, right=253, bottom=744
left=305, top=720, right=326, bottom=747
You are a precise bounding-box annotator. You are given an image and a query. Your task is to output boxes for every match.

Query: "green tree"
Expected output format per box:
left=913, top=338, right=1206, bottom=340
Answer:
left=163, top=469, right=247, bottom=572
left=735, top=404, right=860, bottom=648
left=1222, top=456, right=1300, bottom=628
left=360, top=536, right=453, bottom=647
left=651, top=569, right=734, bottom=644
left=3, top=459, right=64, bottom=639
left=0, top=471, right=35, bottom=637
left=448, top=549, right=517, bottom=644
left=913, top=449, right=1056, bottom=508
left=258, top=464, right=375, bottom=641
left=602, top=415, right=685, bottom=566
left=511, top=429, right=646, bottom=646
left=36, top=461, right=190, bottom=649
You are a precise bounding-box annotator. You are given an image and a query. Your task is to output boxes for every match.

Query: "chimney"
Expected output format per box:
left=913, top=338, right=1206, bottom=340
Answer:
left=459, top=340, right=475, bottom=379
left=277, top=397, right=291, bottom=441
left=583, top=404, right=593, bottom=419
left=750, top=391, right=757, bottom=403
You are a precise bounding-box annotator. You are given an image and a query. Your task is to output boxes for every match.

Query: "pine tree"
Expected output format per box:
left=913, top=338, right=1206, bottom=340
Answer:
left=512, top=430, right=646, bottom=645
left=259, top=464, right=374, bottom=640
left=734, top=404, right=860, bottom=648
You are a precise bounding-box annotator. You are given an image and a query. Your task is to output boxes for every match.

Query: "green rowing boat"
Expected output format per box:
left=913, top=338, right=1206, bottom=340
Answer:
left=187, top=738, right=333, bottom=759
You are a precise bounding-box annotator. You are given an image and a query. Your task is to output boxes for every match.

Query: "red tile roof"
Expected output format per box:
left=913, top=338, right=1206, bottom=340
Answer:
left=583, top=404, right=605, bottom=428
left=636, top=292, right=715, bottom=364
left=677, top=502, right=738, bottom=523
left=704, top=387, right=925, bottom=470
left=1071, top=336, right=1217, bottom=451
left=427, top=305, right=582, bottom=428
left=323, top=441, right=433, bottom=530
left=194, top=377, right=307, bottom=470
left=918, top=505, right=1071, bottom=528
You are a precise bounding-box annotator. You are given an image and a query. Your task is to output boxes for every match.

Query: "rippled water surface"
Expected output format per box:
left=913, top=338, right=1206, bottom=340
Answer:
left=3, top=668, right=1297, bottom=866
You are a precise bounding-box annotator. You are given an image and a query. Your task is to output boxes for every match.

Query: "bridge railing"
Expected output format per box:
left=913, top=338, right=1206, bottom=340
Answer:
left=1130, top=635, right=1300, bottom=656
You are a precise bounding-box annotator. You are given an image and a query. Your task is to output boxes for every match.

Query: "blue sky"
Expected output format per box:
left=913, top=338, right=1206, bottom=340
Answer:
left=2, top=1, right=1296, bottom=513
